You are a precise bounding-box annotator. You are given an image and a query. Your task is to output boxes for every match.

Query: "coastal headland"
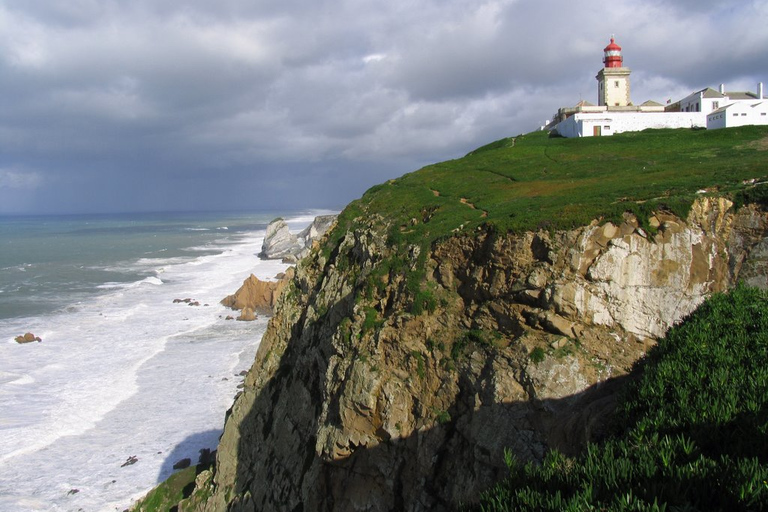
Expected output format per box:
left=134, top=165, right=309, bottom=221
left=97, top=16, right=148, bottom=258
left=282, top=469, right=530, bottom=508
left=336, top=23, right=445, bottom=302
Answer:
left=133, top=126, right=768, bottom=511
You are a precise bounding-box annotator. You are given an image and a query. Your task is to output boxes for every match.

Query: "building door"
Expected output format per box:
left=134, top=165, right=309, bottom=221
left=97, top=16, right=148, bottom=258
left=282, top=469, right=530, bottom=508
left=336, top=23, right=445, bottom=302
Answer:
left=593, top=125, right=602, bottom=137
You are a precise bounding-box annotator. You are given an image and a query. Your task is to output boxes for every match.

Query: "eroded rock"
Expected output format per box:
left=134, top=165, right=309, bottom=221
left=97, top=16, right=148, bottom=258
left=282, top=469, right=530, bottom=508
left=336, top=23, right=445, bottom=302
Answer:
left=259, top=215, right=337, bottom=262
left=15, top=333, right=41, bottom=344
left=221, top=268, right=294, bottom=315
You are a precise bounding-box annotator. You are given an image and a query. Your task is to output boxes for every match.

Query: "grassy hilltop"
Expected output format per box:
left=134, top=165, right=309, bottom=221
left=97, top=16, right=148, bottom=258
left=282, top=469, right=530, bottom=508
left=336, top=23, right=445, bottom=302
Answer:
left=333, top=126, right=768, bottom=255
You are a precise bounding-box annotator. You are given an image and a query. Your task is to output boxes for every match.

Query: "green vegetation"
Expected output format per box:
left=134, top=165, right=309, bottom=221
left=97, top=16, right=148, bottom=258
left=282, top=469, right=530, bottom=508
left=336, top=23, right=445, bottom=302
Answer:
left=327, top=127, right=768, bottom=297
left=471, top=285, right=768, bottom=511
left=411, top=288, right=438, bottom=315
left=449, top=329, right=493, bottom=361
left=434, top=408, right=452, bottom=425
left=362, top=306, right=383, bottom=334
left=131, top=466, right=197, bottom=512
left=411, top=350, right=426, bottom=379
left=528, top=346, right=546, bottom=364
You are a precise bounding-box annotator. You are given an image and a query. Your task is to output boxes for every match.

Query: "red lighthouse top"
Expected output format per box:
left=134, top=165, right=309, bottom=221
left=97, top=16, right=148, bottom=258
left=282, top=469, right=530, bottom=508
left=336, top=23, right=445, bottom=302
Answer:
left=603, top=37, right=623, bottom=68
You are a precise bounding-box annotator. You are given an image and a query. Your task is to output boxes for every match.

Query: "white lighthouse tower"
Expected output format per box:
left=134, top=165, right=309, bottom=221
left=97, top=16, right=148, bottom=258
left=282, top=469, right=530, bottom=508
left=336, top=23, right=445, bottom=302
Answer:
left=596, top=37, right=631, bottom=107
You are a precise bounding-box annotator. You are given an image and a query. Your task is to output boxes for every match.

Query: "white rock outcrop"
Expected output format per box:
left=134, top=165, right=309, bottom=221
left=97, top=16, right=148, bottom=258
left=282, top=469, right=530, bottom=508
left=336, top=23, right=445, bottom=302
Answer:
left=259, top=214, right=337, bottom=262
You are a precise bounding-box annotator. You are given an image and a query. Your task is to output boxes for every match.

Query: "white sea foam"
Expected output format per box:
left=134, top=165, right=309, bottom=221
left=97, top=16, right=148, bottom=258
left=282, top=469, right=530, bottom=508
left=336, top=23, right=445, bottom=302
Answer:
left=0, top=213, right=315, bottom=511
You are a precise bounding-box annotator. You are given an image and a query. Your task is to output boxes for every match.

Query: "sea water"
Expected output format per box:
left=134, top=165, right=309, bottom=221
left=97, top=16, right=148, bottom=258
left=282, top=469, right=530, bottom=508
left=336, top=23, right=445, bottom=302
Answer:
left=0, top=211, right=328, bottom=511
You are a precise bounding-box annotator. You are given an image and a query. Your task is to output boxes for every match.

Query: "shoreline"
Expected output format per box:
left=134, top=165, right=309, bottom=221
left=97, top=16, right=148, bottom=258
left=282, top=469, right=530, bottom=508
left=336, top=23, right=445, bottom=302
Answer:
left=0, top=211, right=322, bottom=511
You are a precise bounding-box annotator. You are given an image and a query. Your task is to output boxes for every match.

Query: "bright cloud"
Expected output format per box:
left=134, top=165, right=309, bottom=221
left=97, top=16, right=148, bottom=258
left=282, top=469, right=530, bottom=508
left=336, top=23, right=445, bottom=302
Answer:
left=0, top=169, right=43, bottom=190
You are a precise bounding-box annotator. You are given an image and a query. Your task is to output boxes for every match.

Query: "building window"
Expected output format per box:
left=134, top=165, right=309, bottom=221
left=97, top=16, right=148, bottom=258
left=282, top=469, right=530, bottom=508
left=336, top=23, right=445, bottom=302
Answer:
left=614, top=81, right=620, bottom=88
left=713, top=101, right=719, bottom=109
left=733, top=113, right=739, bottom=117
left=604, top=126, right=610, bottom=130
left=742, top=113, right=747, bottom=116
left=762, top=113, right=767, bottom=116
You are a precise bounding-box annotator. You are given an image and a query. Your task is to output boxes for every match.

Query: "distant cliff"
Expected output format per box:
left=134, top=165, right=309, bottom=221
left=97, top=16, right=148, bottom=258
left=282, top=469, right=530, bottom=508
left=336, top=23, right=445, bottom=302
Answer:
left=260, top=215, right=337, bottom=262
left=145, top=127, right=768, bottom=511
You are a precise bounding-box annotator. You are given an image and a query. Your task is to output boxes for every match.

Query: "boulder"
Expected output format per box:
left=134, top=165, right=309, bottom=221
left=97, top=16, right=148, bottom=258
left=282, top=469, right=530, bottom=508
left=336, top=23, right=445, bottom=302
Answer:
left=237, top=307, right=256, bottom=322
left=121, top=455, right=138, bottom=467
left=259, top=218, right=303, bottom=260
left=221, top=268, right=295, bottom=315
left=259, top=214, right=337, bottom=261
left=15, top=332, right=41, bottom=344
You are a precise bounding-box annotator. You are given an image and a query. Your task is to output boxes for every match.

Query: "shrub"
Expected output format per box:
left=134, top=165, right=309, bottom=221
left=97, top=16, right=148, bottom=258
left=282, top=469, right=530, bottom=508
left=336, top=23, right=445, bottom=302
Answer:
left=362, top=307, right=382, bottom=334
left=411, top=289, right=438, bottom=316
left=529, top=346, right=546, bottom=364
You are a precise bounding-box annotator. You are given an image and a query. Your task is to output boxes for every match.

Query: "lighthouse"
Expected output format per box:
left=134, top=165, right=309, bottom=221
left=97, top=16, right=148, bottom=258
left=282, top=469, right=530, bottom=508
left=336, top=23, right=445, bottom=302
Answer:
left=596, top=37, right=631, bottom=107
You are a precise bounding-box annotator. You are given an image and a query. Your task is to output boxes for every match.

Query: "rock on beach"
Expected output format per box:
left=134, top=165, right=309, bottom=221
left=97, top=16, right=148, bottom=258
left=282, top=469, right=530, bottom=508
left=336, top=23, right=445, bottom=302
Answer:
left=221, top=268, right=295, bottom=318
left=15, top=332, right=41, bottom=344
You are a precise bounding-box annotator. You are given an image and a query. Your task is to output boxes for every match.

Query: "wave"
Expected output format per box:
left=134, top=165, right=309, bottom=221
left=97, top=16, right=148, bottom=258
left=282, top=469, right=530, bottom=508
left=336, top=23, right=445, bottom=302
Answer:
left=123, top=256, right=195, bottom=269
left=96, top=282, right=128, bottom=290
left=96, top=275, right=163, bottom=292
left=140, top=276, right=164, bottom=286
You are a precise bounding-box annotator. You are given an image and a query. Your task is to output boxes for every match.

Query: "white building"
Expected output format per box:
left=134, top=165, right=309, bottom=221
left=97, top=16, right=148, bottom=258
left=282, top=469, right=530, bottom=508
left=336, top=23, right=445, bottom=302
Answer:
left=669, top=83, right=764, bottom=114
left=550, top=38, right=766, bottom=137
left=707, top=101, right=768, bottom=129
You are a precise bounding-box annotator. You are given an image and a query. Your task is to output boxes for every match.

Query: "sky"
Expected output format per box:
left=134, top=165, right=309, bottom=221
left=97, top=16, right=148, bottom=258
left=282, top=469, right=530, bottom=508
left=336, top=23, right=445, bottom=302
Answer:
left=1, top=0, right=766, bottom=215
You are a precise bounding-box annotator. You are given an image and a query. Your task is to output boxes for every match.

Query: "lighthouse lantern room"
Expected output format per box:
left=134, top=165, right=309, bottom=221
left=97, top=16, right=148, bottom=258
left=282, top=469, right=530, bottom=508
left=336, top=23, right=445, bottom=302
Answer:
left=603, top=37, right=623, bottom=68
left=596, top=36, right=631, bottom=107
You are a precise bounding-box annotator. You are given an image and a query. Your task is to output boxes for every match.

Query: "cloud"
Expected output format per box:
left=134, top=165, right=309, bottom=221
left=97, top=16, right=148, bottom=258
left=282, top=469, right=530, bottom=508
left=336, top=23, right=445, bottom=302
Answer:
left=0, top=169, right=43, bottom=190
left=0, top=0, right=766, bottom=214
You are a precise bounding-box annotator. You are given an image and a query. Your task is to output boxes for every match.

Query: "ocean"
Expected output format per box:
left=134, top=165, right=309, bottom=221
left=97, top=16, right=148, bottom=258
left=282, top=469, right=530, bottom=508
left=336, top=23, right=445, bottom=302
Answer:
left=0, top=210, right=327, bottom=511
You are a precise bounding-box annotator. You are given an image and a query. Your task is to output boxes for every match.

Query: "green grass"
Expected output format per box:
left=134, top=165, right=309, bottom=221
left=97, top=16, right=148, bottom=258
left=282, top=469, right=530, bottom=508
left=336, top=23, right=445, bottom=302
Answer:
left=470, top=285, right=768, bottom=511
left=131, top=466, right=197, bottom=512
left=332, top=126, right=768, bottom=252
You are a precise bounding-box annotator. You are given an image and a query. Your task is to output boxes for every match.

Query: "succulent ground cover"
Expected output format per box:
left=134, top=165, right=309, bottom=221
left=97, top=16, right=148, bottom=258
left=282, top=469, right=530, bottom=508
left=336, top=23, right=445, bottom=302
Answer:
left=472, top=284, right=768, bottom=511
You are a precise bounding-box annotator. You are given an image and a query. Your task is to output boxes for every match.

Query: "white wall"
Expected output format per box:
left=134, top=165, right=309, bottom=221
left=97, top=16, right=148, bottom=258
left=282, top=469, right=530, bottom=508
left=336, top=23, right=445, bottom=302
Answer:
left=707, top=110, right=727, bottom=130
left=708, top=102, right=768, bottom=129
left=554, top=112, right=706, bottom=138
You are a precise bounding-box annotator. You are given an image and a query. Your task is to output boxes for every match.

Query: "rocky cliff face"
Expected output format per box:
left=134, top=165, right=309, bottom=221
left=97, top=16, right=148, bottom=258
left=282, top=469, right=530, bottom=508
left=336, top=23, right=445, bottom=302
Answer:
left=260, top=215, right=338, bottom=262
left=181, top=197, right=768, bottom=511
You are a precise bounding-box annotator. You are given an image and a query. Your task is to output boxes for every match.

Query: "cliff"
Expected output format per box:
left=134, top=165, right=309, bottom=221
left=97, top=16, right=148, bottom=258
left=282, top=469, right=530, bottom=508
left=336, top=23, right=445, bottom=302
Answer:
left=221, top=269, right=295, bottom=318
left=177, top=194, right=767, bottom=511
left=161, top=127, right=768, bottom=511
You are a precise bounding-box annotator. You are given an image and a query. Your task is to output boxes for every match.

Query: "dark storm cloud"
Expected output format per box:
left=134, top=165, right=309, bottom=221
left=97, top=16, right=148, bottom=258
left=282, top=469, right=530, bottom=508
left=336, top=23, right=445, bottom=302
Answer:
left=0, top=0, right=766, bottom=214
